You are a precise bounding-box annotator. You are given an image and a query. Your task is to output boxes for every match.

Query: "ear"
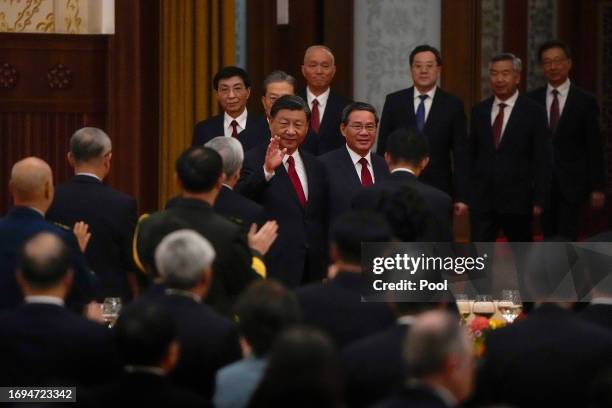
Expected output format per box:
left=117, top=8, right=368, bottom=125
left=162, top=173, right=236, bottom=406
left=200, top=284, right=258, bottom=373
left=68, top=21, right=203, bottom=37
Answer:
left=420, top=156, right=430, bottom=170
left=329, top=243, right=340, bottom=263
left=245, top=87, right=251, bottom=100
left=217, top=173, right=226, bottom=188
left=104, top=152, right=112, bottom=168
left=384, top=152, right=392, bottom=166
left=163, top=340, right=180, bottom=373
left=63, top=269, right=74, bottom=292
left=15, top=270, right=27, bottom=293
left=67, top=152, right=76, bottom=168
left=340, top=123, right=348, bottom=139
left=301, top=64, right=306, bottom=78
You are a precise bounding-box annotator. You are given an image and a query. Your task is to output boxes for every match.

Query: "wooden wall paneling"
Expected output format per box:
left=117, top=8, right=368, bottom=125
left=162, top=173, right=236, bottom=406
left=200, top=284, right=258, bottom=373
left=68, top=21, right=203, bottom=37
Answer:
left=503, top=0, right=528, bottom=93
left=323, top=0, right=354, bottom=98
left=246, top=0, right=276, bottom=115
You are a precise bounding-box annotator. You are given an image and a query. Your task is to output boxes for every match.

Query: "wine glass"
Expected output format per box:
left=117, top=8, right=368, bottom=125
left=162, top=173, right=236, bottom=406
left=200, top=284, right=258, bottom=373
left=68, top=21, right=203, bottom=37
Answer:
left=498, top=289, right=522, bottom=323
left=473, top=294, right=495, bottom=319
left=102, top=297, right=122, bottom=328
left=455, top=294, right=472, bottom=325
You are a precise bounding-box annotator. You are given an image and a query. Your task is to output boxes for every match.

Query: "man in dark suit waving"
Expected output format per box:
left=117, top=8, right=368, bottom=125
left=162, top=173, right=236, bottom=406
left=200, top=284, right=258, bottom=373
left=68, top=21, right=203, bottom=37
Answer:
left=299, top=45, right=352, bottom=156
left=237, top=95, right=329, bottom=287
left=377, top=45, right=469, bottom=216
left=469, top=53, right=552, bottom=242
left=527, top=40, right=606, bottom=241
left=192, top=66, right=268, bottom=151
left=319, top=102, right=389, bottom=224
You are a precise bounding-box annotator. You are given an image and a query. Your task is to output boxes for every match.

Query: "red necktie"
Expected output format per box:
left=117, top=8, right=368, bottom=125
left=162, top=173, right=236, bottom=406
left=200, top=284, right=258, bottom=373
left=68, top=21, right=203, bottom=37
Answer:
left=287, top=155, right=306, bottom=207
left=310, top=99, right=320, bottom=133
left=230, top=120, right=239, bottom=138
left=492, top=103, right=506, bottom=149
left=550, top=89, right=560, bottom=133
left=359, top=157, right=373, bottom=187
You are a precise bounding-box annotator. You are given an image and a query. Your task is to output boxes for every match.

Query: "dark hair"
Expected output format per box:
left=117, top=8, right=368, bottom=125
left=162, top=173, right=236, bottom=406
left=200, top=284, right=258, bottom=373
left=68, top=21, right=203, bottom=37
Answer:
left=18, top=233, right=72, bottom=289
left=377, top=186, right=429, bottom=241
left=538, top=39, right=572, bottom=61
left=213, top=66, right=251, bottom=90
left=114, top=302, right=176, bottom=366
left=262, top=70, right=297, bottom=95
left=331, top=210, right=392, bottom=264
left=270, top=95, right=311, bottom=121
left=409, top=45, right=442, bottom=66
left=341, top=102, right=379, bottom=126
left=234, top=280, right=301, bottom=357
left=248, top=326, right=343, bottom=408
left=175, top=147, right=222, bottom=193
left=385, top=127, right=429, bottom=166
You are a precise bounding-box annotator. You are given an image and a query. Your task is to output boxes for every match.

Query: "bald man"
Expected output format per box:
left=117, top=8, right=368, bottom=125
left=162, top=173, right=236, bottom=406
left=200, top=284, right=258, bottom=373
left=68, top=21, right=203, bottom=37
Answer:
left=299, top=45, right=352, bottom=155
left=0, top=157, right=95, bottom=311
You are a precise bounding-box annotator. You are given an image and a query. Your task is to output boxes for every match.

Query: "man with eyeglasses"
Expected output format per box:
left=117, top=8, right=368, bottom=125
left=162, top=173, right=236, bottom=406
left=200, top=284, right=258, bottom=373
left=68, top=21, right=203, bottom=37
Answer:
left=527, top=40, right=606, bottom=241
left=377, top=45, right=469, bottom=220
left=319, top=102, right=389, bottom=224
left=192, top=66, right=269, bottom=151
left=237, top=95, right=329, bottom=287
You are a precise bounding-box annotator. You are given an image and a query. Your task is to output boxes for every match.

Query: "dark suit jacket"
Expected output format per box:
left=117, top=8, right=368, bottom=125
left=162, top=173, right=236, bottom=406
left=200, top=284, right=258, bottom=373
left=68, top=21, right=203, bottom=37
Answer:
left=295, top=272, right=395, bottom=348
left=319, top=146, right=389, bottom=224
left=377, top=87, right=469, bottom=201
left=352, top=170, right=453, bottom=242
left=237, top=144, right=329, bottom=286
left=0, top=302, right=117, bottom=387
left=81, top=372, right=208, bottom=408
left=135, top=197, right=260, bottom=315
left=472, top=303, right=612, bottom=407
left=192, top=112, right=269, bottom=151
left=342, top=324, right=409, bottom=408
left=140, top=293, right=241, bottom=400
left=215, top=185, right=265, bottom=229
left=581, top=303, right=612, bottom=331
left=298, top=89, right=352, bottom=156
left=0, top=206, right=95, bottom=311
left=527, top=84, right=605, bottom=203
left=468, top=94, right=552, bottom=214
left=375, top=386, right=451, bottom=408
left=46, top=174, right=137, bottom=300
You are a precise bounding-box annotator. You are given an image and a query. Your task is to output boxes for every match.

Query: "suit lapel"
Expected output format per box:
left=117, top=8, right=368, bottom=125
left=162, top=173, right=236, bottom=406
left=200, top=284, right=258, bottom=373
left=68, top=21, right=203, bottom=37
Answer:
left=213, top=115, right=225, bottom=136
left=372, top=155, right=389, bottom=181
left=556, top=85, right=576, bottom=132
left=498, top=96, right=523, bottom=149
left=301, top=151, right=315, bottom=214
left=482, top=98, right=496, bottom=151
left=424, top=87, right=443, bottom=133
left=340, top=148, right=363, bottom=188
left=404, top=87, right=416, bottom=125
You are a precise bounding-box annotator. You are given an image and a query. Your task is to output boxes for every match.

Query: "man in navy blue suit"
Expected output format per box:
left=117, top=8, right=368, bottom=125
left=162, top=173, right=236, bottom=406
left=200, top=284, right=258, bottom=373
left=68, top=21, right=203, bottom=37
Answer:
left=299, top=45, right=352, bottom=155
left=192, top=66, right=268, bottom=151
left=237, top=95, right=329, bottom=287
left=319, top=102, right=389, bottom=224
left=0, top=157, right=95, bottom=311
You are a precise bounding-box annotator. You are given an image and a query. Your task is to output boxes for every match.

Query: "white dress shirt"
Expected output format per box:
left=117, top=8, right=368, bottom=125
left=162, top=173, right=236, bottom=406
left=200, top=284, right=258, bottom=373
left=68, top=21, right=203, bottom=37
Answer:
left=25, top=295, right=64, bottom=307
left=76, top=172, right=102, bottom=181
left=490, top=90, right=519, bottom=141
left=413, top=87, right=437, bottom=123
left=263, top=151, right=309, bottom=199
left=223, top=109, right=248, bottom=138
left=306, top=87, right=331, bottom=123
left=391, top=167, right=416, bottom=176
left=546, top=78, right=571, bottom=122
left=345, top=145, right=375, bottom=184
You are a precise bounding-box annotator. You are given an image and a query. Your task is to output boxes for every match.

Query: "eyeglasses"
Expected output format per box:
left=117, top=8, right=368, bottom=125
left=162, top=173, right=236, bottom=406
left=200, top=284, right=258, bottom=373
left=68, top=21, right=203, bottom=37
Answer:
left=348, top=123, right=377, bottom=133
left=542, top=58, right=568, bottom=67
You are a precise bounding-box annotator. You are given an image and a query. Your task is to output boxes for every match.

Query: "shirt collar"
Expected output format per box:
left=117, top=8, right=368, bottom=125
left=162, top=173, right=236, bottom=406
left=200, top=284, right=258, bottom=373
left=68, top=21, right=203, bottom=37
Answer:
left=547, top=78, right=571, bottom=97
left=25, top=295, right=65, bottom=307
left=391, top=167, right=416, bottom=175
left=124, top=365, right=165, bottom=376
left=591, top=297, right=612, bottom=306
left=494, top=89, right=519, bottom=109
left=76, top=172, right=102, bottom=182
left=413, top=87, right=437, bottom=101
left=397, top=315, right=417, bottom=325
left=345, top=144, right=372, bottom=165
left=282, top=150, right=302, bottom=165
left=164, top=288, right=201, bottom=303
left=306, top=87, right=330, bottom=108
left=224, top=108, right=248, bottom=130
left=26, top=206, right=46, bottom=217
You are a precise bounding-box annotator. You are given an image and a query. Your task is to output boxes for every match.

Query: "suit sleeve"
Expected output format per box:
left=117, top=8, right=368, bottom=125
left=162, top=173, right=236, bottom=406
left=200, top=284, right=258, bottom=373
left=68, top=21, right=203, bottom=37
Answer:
left=235, top=152, right=269, bottom=200
left=223, top=232, right=261, bottom=300
left=451, top=100, right=470, bottom=203
left=532, top=107, right=553, bottom=208
left=585, top=95, right=606, bottom=191
left=376, top=95, right=394, bottom=155
left=192, top=122, right=204, bottom=147
left=119, top=198, right=138, bottom=272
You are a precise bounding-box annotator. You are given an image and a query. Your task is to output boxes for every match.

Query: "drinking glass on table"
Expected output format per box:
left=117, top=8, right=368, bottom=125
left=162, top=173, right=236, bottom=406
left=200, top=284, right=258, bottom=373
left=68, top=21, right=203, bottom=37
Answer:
left=455, top=294, right=472, bottom=325
left=473, top=294, right=495, bottom=319
left=102, top=297, right=122, bottom=328
left=498, top=289, right=522, bottom=323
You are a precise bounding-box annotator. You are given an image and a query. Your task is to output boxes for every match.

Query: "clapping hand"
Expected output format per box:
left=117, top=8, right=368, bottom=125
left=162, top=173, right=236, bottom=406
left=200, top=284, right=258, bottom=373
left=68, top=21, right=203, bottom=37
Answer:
left=248, top=221, right=279, bottom=255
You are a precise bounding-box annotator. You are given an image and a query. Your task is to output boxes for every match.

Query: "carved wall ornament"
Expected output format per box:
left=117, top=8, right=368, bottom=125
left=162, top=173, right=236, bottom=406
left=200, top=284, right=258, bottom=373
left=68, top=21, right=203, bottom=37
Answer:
left=0, top=62, right=18, bottom=89
left=47, top=63, right=72, bottom=89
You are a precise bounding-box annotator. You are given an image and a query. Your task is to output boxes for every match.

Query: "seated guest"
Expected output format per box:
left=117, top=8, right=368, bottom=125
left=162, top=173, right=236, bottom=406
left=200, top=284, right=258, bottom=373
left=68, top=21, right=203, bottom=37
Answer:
left=376, top=310, right=475, bottom=408
left=353, top=128, right=453, bottom=241
left=214, top=280, right=301, bottom=408
left=205, top=136, right=266, bottom=229
left=46, top=127, right=138, bottom=301
left=0, top=232, right=116, bottom=387
left=472, top=303, right=612, bottom=407
left=146, top=229, right=242, bottom=399
left=261, top=70, right=297, bottom=121
left=0, top=157, right=94, bottom=311
left=296, top=210, right=395, bottom=348
left=135, top=147, right=270, bottom=315
left=320, top=102, right=389, bottom=224
left=192, top=66, right=268, bottom=151
left=248, top=326, right=345, bottom=408
left=82, top=302, right=205, bottom=407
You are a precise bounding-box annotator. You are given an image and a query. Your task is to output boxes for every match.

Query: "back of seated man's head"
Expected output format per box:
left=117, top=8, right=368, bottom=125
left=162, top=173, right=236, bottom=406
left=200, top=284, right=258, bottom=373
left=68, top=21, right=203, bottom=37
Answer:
left=385, top=127, right=429, bottom=167
left=331, top=210, right=392, bottom=265
left=205, top=136, right=244, bottom=181
left=9, top=157, right=53, bottom=207
left=113, top=302, right=177, bottom=369
left=234, top=280, right=301, bottom=358
left=69, top=127, right=112, bottom=165
left=154, top=229, right=216, bottom=291
left=176, top=146, right=223, bottom=193
left=17, top=232, right=72, bottom=293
